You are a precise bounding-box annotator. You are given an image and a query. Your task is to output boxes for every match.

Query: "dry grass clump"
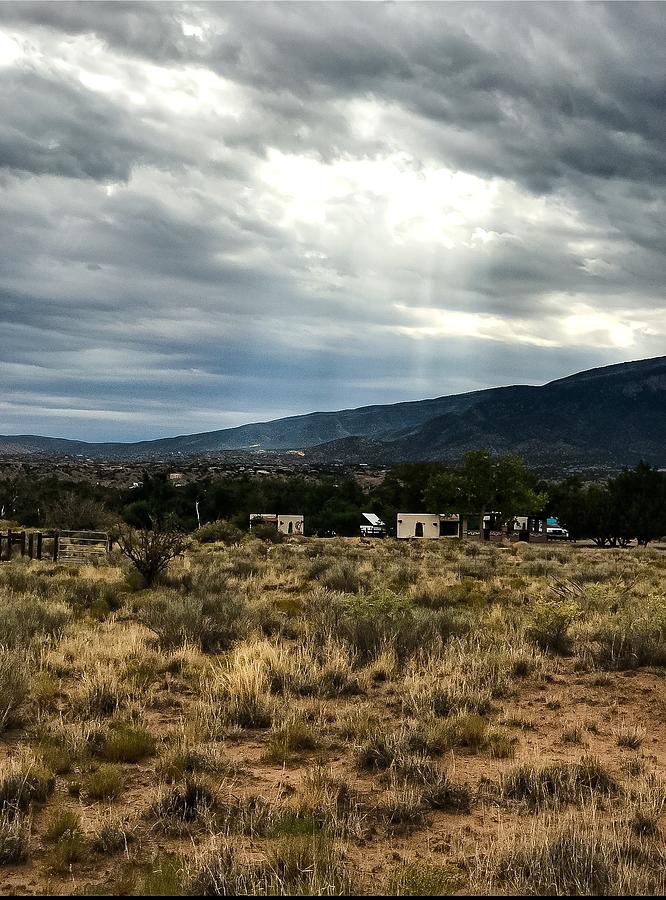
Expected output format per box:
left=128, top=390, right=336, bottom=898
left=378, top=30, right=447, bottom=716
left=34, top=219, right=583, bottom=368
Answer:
left=84, top=763, right=126, bottom=801
left=527, top=599, right=580, bottom=654
left=91, top=816, right=134, bottom=855
left=380, top=781, right=429, bottom=834
left=616, top=723, right=647, bottom=750
left=475, top=814, right=666, bottom=895
left=289, top=765, right=367, bottom=839
left=157, top=740, right=236, bottom=783
left=264, top=714, right=321, bottom=764
left=99, top=720, right=156, bottom=763
left=199, top=648, right=274, bottom=731
left=188, top=833, right=353, bottom=896
left=265, top=639, right=365, bottom=699
left=498, top=756, right=620, bottom=810
left=0, top=751, right=55, bottom=813
left=385, top=861, right=466, bottom=896
left=0, top=648, right=31, bottom=730
left=152, top=776, right=218, bottom=830
left=578, top=593, right=666, bottom=670
left=0, top=807, right=30, bottom=865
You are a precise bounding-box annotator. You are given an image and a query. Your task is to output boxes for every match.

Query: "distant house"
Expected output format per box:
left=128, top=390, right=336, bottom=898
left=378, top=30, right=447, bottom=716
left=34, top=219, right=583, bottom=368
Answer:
left=278, top=515, right=304, bottom=535
left=396, top=513, right=441, bottom=539
left=168, top=472, right=186, bottom=487
left=249, top=513, right=304, bottom=535
left=397, top=513, right=467, bottom=539
left=360, top=513, right=387, bottom=537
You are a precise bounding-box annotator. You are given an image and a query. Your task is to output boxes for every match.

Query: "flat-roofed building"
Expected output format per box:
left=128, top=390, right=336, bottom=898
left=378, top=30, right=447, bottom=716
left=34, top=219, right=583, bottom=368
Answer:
left=396, top=513, right=440, bottom=539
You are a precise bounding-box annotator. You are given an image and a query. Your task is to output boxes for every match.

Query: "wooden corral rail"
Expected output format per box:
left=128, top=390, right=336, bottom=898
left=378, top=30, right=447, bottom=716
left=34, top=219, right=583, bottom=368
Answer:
left=0, top=530, right=110, bottom=563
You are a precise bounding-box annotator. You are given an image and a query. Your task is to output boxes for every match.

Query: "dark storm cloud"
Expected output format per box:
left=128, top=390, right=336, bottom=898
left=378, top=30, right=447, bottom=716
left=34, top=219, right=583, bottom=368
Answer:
left=0, top=69, right=173, bottom=180
left=0, top=2, right=665, bottom=440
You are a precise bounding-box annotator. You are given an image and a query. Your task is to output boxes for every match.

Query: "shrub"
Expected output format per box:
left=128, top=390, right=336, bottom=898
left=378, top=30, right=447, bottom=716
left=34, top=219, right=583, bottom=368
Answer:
left=0, top=649, right=30, bottom=730
left=115, top=525, right=190, bottom=587
left=139, top=591, right=247, bottom=652
left=85, top=764, right=125, bottom=801
left=0, top=595, right=71, bottom=648
left=100, top=722, right=156, bottom=763
left=194, top=520, right=245, bottom=545
left=386, top=862, right=466, bottom=896
left=527, top=599, right=579, bottom=654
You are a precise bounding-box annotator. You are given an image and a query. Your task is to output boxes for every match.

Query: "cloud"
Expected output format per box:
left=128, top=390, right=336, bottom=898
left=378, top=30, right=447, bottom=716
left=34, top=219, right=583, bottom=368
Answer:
left=0, top=2, right=665, bottom=440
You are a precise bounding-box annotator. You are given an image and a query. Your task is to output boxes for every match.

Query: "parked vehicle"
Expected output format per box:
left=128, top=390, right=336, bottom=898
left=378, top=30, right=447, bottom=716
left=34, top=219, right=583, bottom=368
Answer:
left=547, top=526, right=570, bottom=540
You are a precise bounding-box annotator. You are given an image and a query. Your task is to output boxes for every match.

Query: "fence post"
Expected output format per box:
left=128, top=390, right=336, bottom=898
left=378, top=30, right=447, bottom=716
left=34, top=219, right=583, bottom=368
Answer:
left=0, top=533, right=3, bottom=561
left=52, top=533, right=59, bottom=563
left=28, top=533, right=34, bottom=559
left=36, top=532, right=43, bottom=561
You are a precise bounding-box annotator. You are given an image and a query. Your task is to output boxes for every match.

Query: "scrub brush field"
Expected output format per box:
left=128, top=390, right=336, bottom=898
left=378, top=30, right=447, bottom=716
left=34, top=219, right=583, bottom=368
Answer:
left=1, top=535, right=666, bottom=896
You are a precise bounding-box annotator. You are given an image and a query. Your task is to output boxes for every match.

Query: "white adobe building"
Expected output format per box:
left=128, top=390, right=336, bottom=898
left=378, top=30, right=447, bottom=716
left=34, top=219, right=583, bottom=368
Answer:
left=277, top=515, right=304, bottom=535
left=396, top=513, right=467, bottom=539
left=396, top=513, right=441, bottom=539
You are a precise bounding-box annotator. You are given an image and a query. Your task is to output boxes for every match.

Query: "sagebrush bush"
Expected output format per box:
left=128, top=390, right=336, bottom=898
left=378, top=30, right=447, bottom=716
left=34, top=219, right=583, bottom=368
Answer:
left=139, top=590, right=248, bottom=652
left=0, top=649, right=30, bottom=730
left=0, top=594, right=71, bottom=648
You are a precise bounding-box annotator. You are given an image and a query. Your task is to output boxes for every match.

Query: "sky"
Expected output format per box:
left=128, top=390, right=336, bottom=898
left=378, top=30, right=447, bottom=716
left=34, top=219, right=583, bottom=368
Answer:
left=1, top=1, right=665, bottom=442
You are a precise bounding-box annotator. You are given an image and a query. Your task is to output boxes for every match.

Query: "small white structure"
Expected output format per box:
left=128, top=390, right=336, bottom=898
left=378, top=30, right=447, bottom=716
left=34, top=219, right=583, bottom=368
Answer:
left=396, top=513, right=441, bottom=539
left=360, top=513, right=386, bottom=537
left=278, top=515, right=304, bottom=535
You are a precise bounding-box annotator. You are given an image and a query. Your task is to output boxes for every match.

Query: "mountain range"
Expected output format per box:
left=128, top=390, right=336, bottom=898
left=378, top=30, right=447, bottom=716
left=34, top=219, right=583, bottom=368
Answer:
left=3, top=355, right=666, bottom=473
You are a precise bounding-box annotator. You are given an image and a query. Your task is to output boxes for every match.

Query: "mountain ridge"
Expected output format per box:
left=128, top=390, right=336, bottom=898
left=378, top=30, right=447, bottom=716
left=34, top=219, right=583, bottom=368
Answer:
left=3, top=355, right=665, bottom=471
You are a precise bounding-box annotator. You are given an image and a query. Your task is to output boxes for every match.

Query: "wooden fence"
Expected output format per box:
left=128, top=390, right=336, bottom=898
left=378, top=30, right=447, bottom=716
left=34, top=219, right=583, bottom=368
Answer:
left=0, top=530, right=110, bottom=563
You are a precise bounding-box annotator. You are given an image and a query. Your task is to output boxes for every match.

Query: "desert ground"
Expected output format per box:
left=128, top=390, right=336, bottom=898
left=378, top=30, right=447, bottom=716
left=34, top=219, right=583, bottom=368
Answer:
left=1, top=534, right=666, bottom=895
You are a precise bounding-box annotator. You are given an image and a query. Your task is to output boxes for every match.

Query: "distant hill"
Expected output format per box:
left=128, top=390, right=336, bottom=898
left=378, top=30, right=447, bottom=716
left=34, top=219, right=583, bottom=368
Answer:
left=3, top=355, right=665, bottom=472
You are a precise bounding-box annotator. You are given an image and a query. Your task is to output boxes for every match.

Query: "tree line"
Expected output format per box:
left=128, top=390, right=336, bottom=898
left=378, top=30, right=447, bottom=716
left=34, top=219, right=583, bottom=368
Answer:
left=1, top=454, right=665, bottom=546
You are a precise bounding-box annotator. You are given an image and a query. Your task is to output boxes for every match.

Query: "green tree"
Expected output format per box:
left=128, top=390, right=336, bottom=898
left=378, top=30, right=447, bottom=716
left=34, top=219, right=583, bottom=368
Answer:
left=424, top=450, right=547, bottom=535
